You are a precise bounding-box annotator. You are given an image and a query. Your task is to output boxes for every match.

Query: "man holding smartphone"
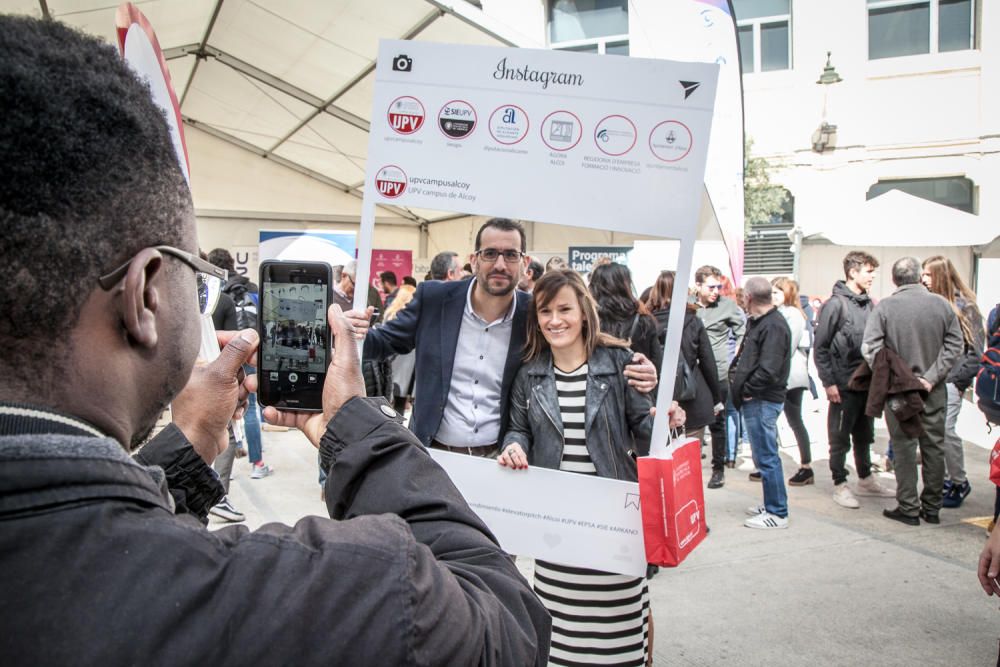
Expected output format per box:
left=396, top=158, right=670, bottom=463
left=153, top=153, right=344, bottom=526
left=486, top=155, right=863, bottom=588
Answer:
left=0, top=17, right=550, bottom=664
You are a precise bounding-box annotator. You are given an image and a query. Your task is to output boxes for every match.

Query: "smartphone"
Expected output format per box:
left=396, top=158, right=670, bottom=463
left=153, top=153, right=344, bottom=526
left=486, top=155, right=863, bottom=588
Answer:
left=257, top=260, right=332, bottom=412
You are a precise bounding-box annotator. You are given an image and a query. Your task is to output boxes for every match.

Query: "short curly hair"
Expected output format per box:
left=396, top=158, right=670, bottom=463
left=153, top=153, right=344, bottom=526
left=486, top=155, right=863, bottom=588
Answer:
left=0, top=16, right=191, bottom=383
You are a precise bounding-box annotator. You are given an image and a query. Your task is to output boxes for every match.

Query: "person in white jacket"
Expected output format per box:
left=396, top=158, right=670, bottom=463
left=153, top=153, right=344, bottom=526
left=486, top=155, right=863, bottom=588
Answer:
left=772, top=278, right=813, bottom=486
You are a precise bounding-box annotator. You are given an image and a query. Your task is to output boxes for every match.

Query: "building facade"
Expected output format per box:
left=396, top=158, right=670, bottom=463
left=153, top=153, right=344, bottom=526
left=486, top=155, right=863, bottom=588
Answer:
left=481, top=0, right=999, bottom=302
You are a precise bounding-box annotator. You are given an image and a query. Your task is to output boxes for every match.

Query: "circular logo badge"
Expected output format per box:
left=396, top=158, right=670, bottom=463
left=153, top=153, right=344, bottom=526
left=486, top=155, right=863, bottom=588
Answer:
left=488, top=105, right=529, bottom=145
left=649, top=120, right=693, bottom=162
left=540, top=110, right=582, bottom=151
left=438, top=100, right=477, bottom=139
left=387, top=96, right=425, bottom=135
left=594, top=115, right=637, bottom=156
left=375, top=165, right=407, bottom=199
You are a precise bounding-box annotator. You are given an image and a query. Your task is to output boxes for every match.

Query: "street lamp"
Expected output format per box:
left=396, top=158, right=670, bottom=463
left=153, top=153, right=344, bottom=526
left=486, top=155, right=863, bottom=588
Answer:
left=812, top=51, right=842, bottom=153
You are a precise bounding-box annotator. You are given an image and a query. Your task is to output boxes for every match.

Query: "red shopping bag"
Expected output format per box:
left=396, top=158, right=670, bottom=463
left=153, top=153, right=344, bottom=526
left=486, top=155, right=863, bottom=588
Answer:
left=989, top=437, right=1000, bottom=487
left=637, top=437, right=706, bottom=567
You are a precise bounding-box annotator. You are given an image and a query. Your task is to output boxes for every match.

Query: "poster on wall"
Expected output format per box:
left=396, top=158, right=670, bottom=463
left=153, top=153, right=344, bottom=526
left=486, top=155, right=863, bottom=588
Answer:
left=369, top=249, right=413, bottom=300
left=568, top=246, right=631, bottom=274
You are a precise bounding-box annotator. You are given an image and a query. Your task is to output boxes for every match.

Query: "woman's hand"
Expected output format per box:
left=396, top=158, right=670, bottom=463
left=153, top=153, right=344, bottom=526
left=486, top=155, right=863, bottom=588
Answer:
left=498, top=442, right=529, bottom=469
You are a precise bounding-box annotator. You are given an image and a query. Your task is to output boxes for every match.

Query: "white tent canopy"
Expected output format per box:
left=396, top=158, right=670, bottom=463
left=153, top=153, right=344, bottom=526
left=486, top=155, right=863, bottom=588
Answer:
left=804, top=189, right=996, bottom=247
left=7, top=0, right=541, bottom=227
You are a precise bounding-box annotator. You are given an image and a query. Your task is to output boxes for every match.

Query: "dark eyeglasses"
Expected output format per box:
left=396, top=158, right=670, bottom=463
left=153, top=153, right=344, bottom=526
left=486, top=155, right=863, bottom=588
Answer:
left=98, top=246, right=228, bottom=316
left=476, top=248, right=523, bottom=263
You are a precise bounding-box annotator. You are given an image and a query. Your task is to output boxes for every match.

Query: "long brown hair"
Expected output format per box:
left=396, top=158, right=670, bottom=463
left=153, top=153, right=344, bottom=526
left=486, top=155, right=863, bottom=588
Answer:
left=771, top=277, right=806, bottom=318
left=922, top=255, right=977, bottom=344
left=523, top=269, right=627, bottom=362
left=645, top=270, right=698, bottom=314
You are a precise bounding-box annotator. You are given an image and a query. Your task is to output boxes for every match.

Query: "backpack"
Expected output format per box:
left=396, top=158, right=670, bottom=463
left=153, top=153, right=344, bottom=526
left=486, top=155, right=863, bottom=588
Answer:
left=976, top=304, right=1000, bottom=425
left=225, top=282, right=258, bottom=330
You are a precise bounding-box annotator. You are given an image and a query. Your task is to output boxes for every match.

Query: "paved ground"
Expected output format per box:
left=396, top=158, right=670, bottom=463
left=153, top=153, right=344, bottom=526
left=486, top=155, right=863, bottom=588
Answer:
left=213, top=391, right=1000, bottom=665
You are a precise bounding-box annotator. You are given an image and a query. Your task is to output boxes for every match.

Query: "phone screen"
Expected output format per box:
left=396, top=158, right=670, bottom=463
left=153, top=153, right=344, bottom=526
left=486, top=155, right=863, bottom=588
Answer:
left=258, top=261, right=331, bottom=411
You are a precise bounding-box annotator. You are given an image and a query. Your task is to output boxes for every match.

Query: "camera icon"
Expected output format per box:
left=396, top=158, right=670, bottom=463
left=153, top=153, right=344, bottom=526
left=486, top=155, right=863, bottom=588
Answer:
left=392, top=54, right=412, bottom=72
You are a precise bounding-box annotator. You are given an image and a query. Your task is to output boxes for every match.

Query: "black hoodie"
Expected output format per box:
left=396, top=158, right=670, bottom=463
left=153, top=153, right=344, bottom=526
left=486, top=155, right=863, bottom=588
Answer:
left=813, top=280, right=873, bottom=390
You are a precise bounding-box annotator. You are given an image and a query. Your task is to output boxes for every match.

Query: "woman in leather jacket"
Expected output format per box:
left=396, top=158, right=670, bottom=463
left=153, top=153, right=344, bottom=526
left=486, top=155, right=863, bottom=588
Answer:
left=498, top=269, right=655, bottom=666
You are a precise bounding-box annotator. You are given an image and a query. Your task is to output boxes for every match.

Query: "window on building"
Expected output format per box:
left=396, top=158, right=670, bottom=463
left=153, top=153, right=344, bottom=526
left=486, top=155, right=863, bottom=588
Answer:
left=867, top=176, right=974, bottom=213
left=744, top=188, right=795, bottom=274
left=548, top=0, right=629, bottom=55
left=868, top=0, right=975, bottom=60
left=733, top=0, right=791, bottom=74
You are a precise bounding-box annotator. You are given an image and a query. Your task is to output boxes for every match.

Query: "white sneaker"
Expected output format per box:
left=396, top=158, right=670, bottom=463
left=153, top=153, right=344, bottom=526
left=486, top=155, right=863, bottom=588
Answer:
left=745, top=504, right=766, bottom=517
left=250, top=463, right=273, bottom=479
left=744, top=512, right=788, bottom=529
left=856, top=474, right=895, bottom=498
left=833, top=483, right=860, bottom=509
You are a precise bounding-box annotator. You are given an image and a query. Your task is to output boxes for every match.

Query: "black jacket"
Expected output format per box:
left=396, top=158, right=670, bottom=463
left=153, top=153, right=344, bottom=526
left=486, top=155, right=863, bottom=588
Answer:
left=813, top=281, right=873, bottom=390
left=0, top=399, right=551, bottom=666
left=947, top=296, right=986, bottom=390
left=652, top=308, right=721, bottom=430
left=503, top=346, right=652, bottom=481
left=599, top=309, right=663, bottom=375
left=729, top=307, right=791, bottom=408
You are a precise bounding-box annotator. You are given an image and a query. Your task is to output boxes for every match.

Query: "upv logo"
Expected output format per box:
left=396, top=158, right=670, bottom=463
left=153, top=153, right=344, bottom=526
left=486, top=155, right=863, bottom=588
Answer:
left=375, top=165, right=407, bottom=199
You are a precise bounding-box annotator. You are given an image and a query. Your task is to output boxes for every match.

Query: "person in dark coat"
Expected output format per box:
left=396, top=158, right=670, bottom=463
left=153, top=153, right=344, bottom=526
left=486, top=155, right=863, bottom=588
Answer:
left=0, top=17, right=551, bottom=664
left=588, top=263, right=663, bottom=374
left=644, top=270, right=722, bottom=441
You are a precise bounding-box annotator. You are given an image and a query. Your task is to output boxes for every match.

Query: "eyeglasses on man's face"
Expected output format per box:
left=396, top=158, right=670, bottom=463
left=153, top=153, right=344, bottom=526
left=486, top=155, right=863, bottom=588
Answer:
left=476, top=248, right=523, bottom=264
left=98, top=245, right=228, bottom=317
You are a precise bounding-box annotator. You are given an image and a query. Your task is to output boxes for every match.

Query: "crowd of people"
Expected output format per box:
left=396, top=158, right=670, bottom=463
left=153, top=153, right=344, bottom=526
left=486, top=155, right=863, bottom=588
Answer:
left=3, top=14, right=999, bottom=666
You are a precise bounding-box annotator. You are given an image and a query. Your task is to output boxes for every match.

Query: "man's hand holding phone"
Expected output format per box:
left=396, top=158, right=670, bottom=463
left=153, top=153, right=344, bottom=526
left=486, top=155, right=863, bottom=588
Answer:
left=262, top=304, right=366, bottom=448
left=172, top=329, right=260, bottom=465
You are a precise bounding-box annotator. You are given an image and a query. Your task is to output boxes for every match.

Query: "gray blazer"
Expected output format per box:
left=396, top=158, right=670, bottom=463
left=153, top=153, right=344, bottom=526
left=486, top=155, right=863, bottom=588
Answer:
left=502, top=345, right=653, bottom=481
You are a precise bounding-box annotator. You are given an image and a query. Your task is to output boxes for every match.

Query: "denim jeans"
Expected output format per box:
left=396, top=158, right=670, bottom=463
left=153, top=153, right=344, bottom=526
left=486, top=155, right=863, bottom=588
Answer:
left=742, top=399, right=788, bottom=517
left=243, top=366, right=263, bottom=465
left=726, top=391, right=742, bottom=461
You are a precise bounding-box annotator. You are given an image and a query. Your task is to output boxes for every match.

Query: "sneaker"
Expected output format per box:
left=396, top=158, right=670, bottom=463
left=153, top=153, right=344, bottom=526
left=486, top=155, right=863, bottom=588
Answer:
left=209, top=496, right=245, bottom=522
left=749, top=471, right=762, bottom=482
left=942, top=480, right=971, bottom=509
left=833, top=484, right=860, bottom=509
left=856, top=474, right=895, bottom=498
left=250, top=463, right=273, bottom=479
left=745, top=504, right=766, bottom=516
left=744, top=512, right=788, bottom=530
left=707, top=470, right=725, bottom=489
left=788, top=468, right=815, bottom=486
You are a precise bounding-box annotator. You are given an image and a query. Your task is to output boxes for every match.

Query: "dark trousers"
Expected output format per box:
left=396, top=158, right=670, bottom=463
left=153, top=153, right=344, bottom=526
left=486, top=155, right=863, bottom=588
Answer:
left=828, top=389, right=874, bottom=485
left=709, top=381, right=729, bottom=471
left=886, top=382, right=947, bottom=516
left=783, top=388, right=811, bottom=465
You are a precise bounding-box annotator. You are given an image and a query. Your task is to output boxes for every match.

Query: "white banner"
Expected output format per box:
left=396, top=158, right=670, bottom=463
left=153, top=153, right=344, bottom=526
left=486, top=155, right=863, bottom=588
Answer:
left=429, top=450, right=646, bottom=578
left=364, top=41, right=718, bottom=238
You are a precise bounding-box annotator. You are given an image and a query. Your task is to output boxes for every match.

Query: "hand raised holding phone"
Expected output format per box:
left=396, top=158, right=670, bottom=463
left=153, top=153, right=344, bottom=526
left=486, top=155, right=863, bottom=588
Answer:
left=261, top=304, right=366, bottom=448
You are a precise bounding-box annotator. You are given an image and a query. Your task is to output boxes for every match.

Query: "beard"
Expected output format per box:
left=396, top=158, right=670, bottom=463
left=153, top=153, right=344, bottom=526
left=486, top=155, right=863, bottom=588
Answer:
left=480, top=270, right=517, bottom=297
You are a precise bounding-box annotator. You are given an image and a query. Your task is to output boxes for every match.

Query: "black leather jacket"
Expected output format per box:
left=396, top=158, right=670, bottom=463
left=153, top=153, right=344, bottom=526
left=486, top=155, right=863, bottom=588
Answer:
left=502, top=346, right=653, bottom=481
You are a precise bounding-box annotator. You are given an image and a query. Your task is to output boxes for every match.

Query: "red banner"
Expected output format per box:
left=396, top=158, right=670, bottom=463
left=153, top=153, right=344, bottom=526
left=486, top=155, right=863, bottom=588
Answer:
left=369, top=249, right=413, bottom=303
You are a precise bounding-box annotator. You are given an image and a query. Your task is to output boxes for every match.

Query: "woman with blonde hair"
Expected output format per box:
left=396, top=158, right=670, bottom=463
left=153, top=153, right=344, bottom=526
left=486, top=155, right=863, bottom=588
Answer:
left=499, top=269, right=662, bottom=666
left=771, top=277, right=814, bottom=486
left=921, top=256, right=986, bottom=508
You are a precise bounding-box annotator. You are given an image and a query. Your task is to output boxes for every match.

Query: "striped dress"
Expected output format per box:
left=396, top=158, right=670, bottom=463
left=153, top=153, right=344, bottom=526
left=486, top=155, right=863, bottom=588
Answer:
left=534, top=363, right=650, bottom=667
